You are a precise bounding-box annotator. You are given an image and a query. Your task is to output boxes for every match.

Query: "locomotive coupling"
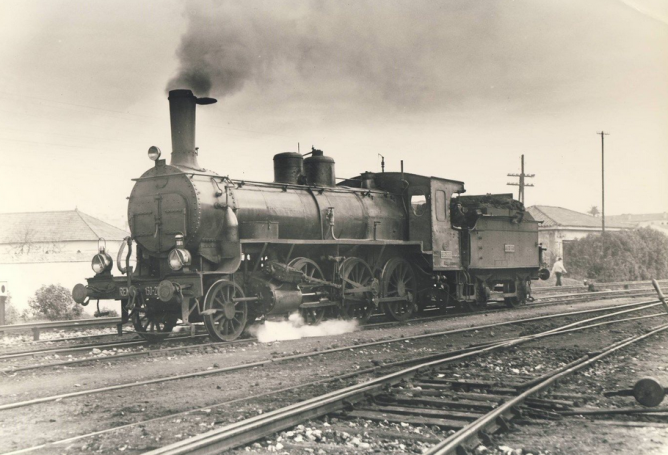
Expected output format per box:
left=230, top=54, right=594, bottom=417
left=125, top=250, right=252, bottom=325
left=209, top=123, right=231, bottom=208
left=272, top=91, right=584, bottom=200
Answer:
left=538, top=268, right=550, bottom=280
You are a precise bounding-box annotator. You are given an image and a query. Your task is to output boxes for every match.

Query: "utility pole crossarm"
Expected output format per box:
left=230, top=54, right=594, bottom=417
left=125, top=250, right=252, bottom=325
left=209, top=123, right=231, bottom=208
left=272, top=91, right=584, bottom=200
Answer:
left=506, top=154, right=535, bottom=205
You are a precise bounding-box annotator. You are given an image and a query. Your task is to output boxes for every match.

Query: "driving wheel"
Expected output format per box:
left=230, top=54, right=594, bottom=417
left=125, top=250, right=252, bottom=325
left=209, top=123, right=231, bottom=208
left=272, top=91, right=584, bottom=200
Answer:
left=203, top=280, right=248, bottom=341
left=381, top=257, right=417, bottom=322
left=289, top=257, right=327, bottom=324
left=338, top=257, right=377, bottom=323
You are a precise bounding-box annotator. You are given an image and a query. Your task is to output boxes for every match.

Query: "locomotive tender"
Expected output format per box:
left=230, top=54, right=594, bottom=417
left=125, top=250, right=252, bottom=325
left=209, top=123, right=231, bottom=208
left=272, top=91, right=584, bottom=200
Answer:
left=72, top=89, right=548, bottom=341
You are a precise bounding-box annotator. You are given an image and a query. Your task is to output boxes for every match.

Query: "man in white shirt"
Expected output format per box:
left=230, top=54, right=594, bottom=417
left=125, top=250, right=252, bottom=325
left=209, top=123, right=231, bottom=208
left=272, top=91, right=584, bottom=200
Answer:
left=552, top=257, right=567, bottom=286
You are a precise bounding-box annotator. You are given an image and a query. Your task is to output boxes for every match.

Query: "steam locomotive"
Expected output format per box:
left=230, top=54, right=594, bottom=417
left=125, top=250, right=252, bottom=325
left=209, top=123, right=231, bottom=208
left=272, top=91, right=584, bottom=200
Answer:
left=72, top=89, right=549, bottom=341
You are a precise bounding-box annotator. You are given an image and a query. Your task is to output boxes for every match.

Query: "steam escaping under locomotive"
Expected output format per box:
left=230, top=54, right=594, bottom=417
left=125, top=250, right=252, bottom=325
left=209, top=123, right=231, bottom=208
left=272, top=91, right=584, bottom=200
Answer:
left=72, top=89, right=549, bottom=341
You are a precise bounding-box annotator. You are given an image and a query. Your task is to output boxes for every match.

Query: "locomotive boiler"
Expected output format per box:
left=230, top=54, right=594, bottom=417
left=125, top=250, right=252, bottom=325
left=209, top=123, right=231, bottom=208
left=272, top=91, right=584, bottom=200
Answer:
left=72, top=89, right=548, bottom=341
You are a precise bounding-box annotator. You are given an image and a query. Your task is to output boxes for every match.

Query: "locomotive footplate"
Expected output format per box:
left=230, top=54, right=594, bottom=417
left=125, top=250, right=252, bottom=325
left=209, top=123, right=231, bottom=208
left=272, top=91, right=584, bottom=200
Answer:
left=72, top=275, right=203, bottom=306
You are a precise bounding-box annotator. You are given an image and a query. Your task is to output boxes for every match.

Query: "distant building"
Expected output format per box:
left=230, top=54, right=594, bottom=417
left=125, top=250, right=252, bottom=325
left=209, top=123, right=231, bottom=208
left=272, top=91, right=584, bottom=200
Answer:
left=607, top=212, right=668, bottom=236
left=526, top=205, right=627, bottom=265
left=0, top=210, right=128, bottom=312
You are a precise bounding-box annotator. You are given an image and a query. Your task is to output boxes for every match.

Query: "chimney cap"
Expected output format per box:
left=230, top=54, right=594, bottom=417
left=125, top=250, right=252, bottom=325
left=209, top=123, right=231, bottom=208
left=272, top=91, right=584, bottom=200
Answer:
left=168, top=89, right=217, bottom=105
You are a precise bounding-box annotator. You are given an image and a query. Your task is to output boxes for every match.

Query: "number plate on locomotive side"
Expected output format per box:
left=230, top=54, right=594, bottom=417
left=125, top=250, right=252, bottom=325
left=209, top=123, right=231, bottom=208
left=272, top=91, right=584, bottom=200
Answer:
left=144, top=286, right=160, bottom=297
left=118, top=286, right=160, bottom=298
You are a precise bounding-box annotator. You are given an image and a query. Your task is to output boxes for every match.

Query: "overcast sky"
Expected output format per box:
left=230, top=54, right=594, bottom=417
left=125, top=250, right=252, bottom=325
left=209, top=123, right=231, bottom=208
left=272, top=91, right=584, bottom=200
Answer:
left=0, top=0, right=666, bottom=228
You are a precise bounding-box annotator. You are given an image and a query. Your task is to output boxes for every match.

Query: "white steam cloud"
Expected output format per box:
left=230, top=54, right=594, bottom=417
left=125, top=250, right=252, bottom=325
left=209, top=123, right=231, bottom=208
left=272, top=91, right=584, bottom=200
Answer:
left=249, top=312, right=358, bottom=343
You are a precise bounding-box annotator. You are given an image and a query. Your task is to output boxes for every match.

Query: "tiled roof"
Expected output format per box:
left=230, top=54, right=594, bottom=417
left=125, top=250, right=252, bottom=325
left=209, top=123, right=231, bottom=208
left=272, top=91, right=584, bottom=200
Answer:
left=607, top=213, right=668, bottom=223
left=527, top=206, right=628, bottom=229
left=0, top=210, right=128, bottom=244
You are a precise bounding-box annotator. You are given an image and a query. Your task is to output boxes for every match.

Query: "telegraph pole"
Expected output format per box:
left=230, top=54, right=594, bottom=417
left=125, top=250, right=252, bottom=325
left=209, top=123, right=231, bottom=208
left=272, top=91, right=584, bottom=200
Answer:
left=507, top=155, right=534, bottom=204
left=597, top=131, right=609, bottom=234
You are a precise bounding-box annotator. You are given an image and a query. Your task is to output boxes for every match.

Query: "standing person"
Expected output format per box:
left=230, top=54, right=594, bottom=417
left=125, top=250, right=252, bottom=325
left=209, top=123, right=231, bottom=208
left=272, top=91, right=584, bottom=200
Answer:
left=552, top=257, right=567, bottom=286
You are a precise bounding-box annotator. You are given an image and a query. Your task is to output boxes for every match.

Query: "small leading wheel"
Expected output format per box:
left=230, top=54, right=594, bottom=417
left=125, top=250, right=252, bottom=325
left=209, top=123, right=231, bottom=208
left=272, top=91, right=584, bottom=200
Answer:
left=131, top=302, right=177, bottom=340
left=203, top=280, right=248, bottom=341
left=339, top=257, right=377, bottom=323
left=289, top=257, right=327, bottom=325
left=381, top=257, right=417, bottom=322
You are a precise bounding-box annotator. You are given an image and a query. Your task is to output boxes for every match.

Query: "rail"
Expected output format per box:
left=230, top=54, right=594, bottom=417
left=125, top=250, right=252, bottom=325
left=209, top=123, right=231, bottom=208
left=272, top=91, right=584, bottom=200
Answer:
left=1, top=278, right=664, bottom=341
left=534, top=278, right=668, bottom=294
left=0, top=317, right=125, bottom=340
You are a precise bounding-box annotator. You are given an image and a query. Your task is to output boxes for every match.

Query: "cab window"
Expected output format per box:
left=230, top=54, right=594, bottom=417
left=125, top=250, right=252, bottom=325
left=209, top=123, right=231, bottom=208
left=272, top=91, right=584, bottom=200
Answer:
left=435, top=190, right=446, bottom=221
left=411, top=194, right=427, bottom=217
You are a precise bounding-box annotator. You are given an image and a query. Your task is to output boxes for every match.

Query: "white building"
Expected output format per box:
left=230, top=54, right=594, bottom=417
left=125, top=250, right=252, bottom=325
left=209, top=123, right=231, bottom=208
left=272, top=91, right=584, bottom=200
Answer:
left=0, top=210, right=128, bottom=312
left=607, top=212, right=668, bottom=237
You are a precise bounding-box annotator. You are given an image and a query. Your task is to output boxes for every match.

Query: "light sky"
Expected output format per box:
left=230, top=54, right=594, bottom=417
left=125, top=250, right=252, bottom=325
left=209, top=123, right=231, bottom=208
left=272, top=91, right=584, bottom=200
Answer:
left=0, top=0, right=666, bottom=229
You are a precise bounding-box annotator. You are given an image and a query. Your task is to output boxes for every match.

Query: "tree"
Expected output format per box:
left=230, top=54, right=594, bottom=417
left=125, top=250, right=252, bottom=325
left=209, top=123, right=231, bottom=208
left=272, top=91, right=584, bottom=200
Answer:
left=27, top=284, right=83, bottom=321
left=564, top=227, right=668, bottom=282
left=13, top=226, right=36, bottom=254
left=588, top=206, right=600, bottom=217
left=12, top=226, right=61, bottom=256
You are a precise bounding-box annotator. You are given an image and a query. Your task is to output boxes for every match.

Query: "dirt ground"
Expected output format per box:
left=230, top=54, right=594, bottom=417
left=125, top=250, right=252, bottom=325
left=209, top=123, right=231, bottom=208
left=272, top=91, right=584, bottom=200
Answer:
left=495, top=327, right=668, bottom=455
left=1, top=296, right=666, bottom=454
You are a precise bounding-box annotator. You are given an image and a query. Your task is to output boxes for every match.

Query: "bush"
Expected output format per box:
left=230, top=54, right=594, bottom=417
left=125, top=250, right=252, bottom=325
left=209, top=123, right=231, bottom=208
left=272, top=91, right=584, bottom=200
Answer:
left=27, top=284, right=83, bottom=321
left=94, top=307, right=119, bottom=318
left=564, top=228, right=668, bottom=282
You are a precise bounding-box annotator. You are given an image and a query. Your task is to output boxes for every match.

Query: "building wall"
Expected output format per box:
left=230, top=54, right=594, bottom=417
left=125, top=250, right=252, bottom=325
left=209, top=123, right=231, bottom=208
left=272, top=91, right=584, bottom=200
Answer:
left=0, top=239, right=125, bottom=315
left=539, top=229, right=604, bottom=265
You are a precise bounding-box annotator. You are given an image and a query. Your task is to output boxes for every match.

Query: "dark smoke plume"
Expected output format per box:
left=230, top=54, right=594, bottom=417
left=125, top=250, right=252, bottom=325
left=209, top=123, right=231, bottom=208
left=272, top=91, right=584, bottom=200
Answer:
left=166, top=0, right=650, bottom=113
left=166, top=0, right=506, bottom=107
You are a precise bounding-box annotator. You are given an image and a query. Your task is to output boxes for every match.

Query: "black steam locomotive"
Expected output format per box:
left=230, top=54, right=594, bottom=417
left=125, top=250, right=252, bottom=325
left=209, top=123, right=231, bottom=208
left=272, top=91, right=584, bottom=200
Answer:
left=72, top=90, right=549, bottom=341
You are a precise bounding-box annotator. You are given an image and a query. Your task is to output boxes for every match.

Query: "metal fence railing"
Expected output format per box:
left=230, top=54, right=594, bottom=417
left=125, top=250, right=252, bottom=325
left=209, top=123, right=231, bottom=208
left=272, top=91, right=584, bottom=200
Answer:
left=0, top=318, right=125, bottom=340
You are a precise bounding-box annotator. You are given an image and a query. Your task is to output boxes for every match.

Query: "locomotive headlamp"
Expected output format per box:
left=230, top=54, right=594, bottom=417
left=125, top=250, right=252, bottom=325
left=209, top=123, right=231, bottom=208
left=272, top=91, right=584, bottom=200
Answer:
left=168, top=234, right=191, bottom=271
left=148, top=146, right=162, bottom=161
left=91, top=239, right=113, bottom=274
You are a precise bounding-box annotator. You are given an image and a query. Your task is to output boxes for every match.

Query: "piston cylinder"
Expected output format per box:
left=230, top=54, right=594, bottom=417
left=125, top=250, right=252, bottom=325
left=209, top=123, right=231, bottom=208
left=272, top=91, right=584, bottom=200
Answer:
left=248, top=276, right=303, bottom=315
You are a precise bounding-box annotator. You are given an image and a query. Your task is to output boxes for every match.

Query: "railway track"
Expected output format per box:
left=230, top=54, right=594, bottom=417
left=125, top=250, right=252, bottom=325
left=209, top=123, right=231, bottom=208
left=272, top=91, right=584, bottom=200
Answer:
left=0, top=288, right=659, bottom=374
left=139, top=305, right=668, bottom=455
left=1, top=279, right=664, bottom=345
left=5, top=296, right=668, bottom=454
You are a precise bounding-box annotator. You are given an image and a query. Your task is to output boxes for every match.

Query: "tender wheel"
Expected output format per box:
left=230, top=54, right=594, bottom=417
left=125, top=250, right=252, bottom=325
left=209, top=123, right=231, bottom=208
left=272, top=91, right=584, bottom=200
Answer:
left=338, top=257, right=377, bottom=323
left=504, top=279, right=527, bottom=308
left=289, top=257, right=327, bottom=324
left=381, top=257, right=417, bottom=321
left=203, top=280, right=248, bottom=341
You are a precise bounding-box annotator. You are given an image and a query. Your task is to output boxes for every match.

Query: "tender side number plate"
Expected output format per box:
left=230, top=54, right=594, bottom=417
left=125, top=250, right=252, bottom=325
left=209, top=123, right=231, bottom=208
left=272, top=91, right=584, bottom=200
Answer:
left=440, top=250, right=453, bottom=259
left=504, top=244, right=515, bottom=253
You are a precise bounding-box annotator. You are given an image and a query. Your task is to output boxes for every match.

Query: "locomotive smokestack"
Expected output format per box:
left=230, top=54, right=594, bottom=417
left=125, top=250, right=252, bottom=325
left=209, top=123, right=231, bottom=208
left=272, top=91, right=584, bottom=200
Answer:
left=168, top=89, right=217, bottom=169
